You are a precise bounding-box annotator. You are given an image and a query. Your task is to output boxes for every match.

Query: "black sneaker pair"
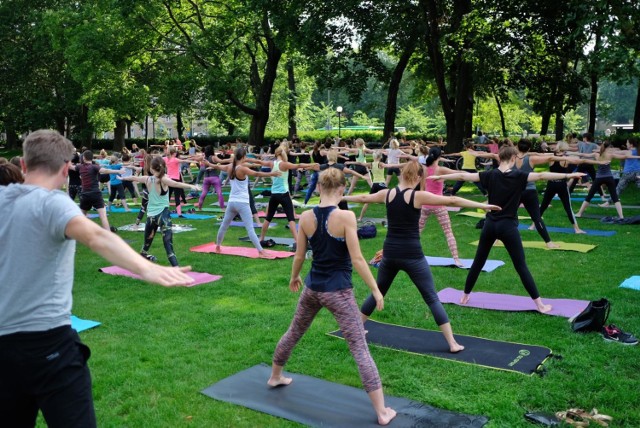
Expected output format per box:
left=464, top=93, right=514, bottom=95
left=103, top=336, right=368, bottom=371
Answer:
left=260, top=239, right=276, bottom=248
left=601, top=324, right=638, bottom=345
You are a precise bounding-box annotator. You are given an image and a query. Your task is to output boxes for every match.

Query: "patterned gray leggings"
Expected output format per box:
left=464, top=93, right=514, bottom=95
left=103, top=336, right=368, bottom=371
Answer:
left=273, top=287, right=382, bottom=393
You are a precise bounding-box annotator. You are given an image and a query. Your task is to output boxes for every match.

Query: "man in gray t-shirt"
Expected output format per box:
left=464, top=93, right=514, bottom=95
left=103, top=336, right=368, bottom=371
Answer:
left=0, top=130, right=195, bottom=427
left=569, top=132, right=603, bottom=196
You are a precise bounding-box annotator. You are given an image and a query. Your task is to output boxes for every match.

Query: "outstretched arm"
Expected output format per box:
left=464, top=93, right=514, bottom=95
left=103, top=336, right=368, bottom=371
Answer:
left=413, top=192, right=500, bottom=211
left=66, top=216, right=194, bottom=286
left=527, top=172, right=585, bottom=182
left=343, top=189, right=389, bottom=204
left=161, top=176, right=200, bottom=191
left=120, top=175, right=148, bottom=184
left=429, top=172, right=481, bottom=182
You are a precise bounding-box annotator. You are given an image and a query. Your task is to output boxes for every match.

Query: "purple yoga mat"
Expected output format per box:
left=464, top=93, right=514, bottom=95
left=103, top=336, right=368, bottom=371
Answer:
left=99, top=266, right=221, bottom=287
left=437, top=287, right=589, bottom=318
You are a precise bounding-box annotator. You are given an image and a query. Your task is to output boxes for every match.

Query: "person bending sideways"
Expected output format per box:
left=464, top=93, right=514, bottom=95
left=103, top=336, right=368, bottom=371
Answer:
left=429, top=145, right=585, bottom=313
left=0, top=130, right=194, bottom=428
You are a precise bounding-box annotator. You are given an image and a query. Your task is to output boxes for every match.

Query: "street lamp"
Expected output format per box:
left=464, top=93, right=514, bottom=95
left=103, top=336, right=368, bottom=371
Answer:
left=336, top=106, right=343, bottom=138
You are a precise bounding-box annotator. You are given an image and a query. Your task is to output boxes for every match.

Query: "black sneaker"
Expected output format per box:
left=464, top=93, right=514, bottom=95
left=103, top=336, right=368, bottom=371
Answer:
left=140, top=252, right=157, bottom=262
left=602, top=324, right=638, bottom=345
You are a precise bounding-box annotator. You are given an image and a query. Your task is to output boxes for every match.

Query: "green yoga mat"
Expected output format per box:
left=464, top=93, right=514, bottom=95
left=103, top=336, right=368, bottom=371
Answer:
left=470, top=240, right=596, bottom=253
left=329, top=320, right=552, bottom=376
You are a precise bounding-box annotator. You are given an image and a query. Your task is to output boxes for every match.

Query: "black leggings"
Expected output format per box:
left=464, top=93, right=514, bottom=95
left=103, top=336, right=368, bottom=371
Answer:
left=465, top=218, right=540, bottom=299
left=540, top=181, right=576, bottom=225
left=569, top=164, right=603, bottom=196
left=169, top=177, right=186, bottom=207
left=585, top=176, right=619, bottom=203
left=520, top=188, right=551, bottom=243
left=265, top=192, right=296, bottom=222
left=142, top=208, right=178, bottom=266
left=136, top=188, right=149, bottom=223
left=362, top=257, right=449, bottom=326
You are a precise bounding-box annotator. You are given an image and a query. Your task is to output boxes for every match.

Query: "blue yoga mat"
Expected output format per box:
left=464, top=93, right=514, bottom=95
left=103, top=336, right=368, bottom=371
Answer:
left=110, top=207, right=141, bottom=213
left=620, top=276, right=640, bottom=291
left=517, top=224, right=616, bottom=237
left=71, top=315, right=101, bottom=332
left=425, top=256, right=505, bottom=272
left=170, top=213, right=216, bottom=220
left=555, top=196, right=605, bottom=202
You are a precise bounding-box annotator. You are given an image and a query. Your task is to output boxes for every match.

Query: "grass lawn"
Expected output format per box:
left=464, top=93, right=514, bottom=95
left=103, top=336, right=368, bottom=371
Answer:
left=2, top=145, right=634, bottom=427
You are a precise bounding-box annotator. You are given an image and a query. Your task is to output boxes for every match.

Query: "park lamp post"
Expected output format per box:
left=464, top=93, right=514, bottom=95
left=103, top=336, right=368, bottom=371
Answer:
left=336, top=106, right=343, bottom=138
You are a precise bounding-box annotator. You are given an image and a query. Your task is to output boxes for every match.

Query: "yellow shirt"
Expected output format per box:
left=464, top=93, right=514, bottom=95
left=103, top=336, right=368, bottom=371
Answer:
left=461, top=151, right=476, bottom=170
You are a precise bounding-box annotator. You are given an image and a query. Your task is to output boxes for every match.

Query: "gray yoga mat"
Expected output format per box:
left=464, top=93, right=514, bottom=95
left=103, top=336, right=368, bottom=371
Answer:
left=201, top=364, right=488, bottom=427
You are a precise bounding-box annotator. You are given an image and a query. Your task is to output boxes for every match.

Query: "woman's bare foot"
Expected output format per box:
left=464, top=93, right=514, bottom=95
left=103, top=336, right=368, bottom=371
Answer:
left=377, top=407, right=397, bottom=426
left=215, top=245, right=221, bottom=253
left=449, top=342, right=465, bottom=353
left=537, top=303, right=553, bottom=313
left=267, top=375, right=293, bottom=387
left=528, top=224, right=535, bottom=231
left=453, top=258, right=464, bottom=268
left=574, top=228, right=586, bottom=234
left=598, top=201, right=610, bottom=207
left=460, top=293, right=470, bottom=305
left=546, top=241, right=560, bottom=249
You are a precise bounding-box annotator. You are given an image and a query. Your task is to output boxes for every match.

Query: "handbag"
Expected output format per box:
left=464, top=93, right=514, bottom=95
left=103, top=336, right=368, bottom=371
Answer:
left=357, top=221, right=377, bottom=239
left=570, top=298, right=610, bottom=333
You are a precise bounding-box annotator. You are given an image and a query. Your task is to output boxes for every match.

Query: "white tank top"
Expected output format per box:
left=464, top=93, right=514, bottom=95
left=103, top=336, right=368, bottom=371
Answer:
left=229, top=167, right=250, bottom=204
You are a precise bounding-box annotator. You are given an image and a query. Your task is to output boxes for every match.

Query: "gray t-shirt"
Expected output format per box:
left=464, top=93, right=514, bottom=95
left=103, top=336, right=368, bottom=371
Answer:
left=0, top=184, right=82, bottom=335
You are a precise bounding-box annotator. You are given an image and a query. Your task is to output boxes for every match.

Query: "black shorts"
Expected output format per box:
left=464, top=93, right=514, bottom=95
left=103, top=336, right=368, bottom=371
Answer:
left=265, top=192, right=295, bottom=222
left=369, top=182, right=387, bottom=194
left=0, top=325, right=96, bottom=427
left=79, top=191, right=105, bottom=211
left=351, top=164, right=368, bottom=176
left=386, top=167, right=400, bottom=176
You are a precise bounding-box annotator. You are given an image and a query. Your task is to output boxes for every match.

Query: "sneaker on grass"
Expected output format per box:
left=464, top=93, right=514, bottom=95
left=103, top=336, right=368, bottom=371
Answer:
left=602, top=324, right=638, bottom=345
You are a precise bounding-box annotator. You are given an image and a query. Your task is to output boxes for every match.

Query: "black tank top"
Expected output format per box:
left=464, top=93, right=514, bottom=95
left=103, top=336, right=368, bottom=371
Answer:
left=383, top=188, right=423, bottom=259
left=312, top=150, right=327, bottom=164
left=305, top=206, right=352, bottom=292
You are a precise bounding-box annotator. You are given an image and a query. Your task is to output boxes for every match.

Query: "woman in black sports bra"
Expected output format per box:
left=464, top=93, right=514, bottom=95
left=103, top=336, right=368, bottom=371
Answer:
left=345, top=160, right=499, bottom=353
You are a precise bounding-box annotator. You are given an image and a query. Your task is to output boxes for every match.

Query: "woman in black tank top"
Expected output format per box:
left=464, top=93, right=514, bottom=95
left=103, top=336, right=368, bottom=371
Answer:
left=345, top=161, right=499, bottom=353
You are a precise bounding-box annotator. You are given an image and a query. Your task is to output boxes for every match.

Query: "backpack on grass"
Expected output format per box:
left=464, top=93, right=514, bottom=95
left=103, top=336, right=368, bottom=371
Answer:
left=570, top=299, right=610, bottom=333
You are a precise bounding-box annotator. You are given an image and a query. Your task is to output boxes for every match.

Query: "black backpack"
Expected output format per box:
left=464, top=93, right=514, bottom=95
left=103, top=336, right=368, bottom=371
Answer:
left=571, top=299, right=610, bottom=332
left=357, top=221, right=377, bottom=239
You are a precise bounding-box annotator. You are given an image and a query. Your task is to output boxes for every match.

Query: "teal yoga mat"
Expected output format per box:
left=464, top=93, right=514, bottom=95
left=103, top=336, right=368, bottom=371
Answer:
left=517, top=224, right=616, bottom=236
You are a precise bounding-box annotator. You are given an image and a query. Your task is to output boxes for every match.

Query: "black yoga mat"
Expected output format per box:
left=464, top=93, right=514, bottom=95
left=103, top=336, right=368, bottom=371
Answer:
left=329, top=320, right=552, bottom=375
left=239, top=235, right=295, bottom=246
left=202, top=364, right=488, bottom=427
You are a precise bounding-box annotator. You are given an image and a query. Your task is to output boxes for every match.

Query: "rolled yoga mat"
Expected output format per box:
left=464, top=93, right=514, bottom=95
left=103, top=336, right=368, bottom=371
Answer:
left=517, top=224, right=616, bottom=237
left=470, top=240, right=596, bottom=253
left=201, top=364, right=489, bottom=428
left=437, top=288, right=589, bottom=318
left=329, top=320, right=552, bottom=375
left=99, top=266, right=221, bottom=287
left=190, top=243, right=294, bottom=259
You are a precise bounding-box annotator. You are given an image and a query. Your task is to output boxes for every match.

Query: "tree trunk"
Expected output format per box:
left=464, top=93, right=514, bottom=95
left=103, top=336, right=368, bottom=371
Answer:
left=453, top=60, right=474, bottom=148
left=126, top=120, right=132, bottom=139
left=494, top=92, right=507, bottom=137
left=5, top=125, right=19, bottom=150
left=55, top=116, right=66, bottom=136
left=176, top=110, right=185, bottom=141
left=634, top=79, right=640, bottom=132
left=588, top=72, right=598, bottom=134
left=286, top=59, right=298, bottom=139
left=555, top=110, right=564, bottom=141
left=540, top=111, right=551, bottom=136
left=113, top=119, right=127, bottom=151
left=79, top=105, right=92, bottom=149
left=383, top=42, right=416, bottom=141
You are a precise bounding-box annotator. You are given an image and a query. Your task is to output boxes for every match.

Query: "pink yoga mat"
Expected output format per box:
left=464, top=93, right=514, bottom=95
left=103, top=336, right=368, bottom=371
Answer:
left=190, top=243, right=294, bottom=259
left=99, top=266, right=221, bottom=287
left=437, top=287, right=589, bottom=318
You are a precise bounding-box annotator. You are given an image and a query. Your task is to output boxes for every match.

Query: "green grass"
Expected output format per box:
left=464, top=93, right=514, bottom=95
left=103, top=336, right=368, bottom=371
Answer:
left=44, top=179, right=640, bottom=427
